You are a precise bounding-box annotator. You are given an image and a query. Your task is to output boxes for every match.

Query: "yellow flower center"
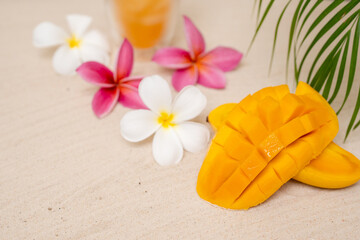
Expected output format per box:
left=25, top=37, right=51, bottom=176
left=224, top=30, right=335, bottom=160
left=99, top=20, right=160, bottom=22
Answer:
left=67, top=35, right=82, bottom=48
left=157, top=112, right=175, bottom=128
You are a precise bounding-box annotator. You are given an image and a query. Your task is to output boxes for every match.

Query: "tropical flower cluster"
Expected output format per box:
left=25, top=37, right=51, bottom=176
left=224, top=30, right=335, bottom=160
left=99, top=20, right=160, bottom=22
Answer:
left=33, top=14, right=243, bottom=165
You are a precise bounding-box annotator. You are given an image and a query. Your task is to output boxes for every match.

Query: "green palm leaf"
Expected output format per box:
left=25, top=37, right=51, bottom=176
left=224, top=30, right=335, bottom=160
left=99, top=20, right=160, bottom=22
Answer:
left=310, top=47, right=339, bottom=91
left=338, top=15, right=360, bottom=115
left=298, top=0, right=311, bottom=21
left=296, top=0, right=323, bottom=42
left=322, top=51, right=340, bottom=100
left=286, top=0, right=304, bottom=78
left=248, top=0, right=275, bottom=53
left=269, top=0, right=292, bottom=74
left=354, top=120, right=360, bottom=130
left=257, top=0, right=263, bottom=24
left=306, top=15, right=356, bottom=84
left=344, top=16, right=360, bottom=141
left=298, top=1, right=358, bottom=76
left=299, top=0, right=344, bottom=48
left=328, top=33, right=350, bottom=104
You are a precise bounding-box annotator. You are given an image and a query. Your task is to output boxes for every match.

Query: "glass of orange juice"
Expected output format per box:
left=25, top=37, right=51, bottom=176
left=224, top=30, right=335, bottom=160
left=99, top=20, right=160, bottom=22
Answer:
left=106, top=0, right=180, bottom=50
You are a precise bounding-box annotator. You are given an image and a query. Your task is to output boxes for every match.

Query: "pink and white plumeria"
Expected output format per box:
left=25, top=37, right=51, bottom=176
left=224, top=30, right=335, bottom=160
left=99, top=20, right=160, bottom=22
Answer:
left=152, top=16, right=243, bottom=91
left=76, top=39, right=146, bottom=118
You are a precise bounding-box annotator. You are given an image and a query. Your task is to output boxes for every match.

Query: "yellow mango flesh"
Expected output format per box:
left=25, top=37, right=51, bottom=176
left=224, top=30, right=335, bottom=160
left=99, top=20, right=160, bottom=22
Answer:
left=197, top=82, right=344, bottom=209
left=208, top=102, right=360, bottom=189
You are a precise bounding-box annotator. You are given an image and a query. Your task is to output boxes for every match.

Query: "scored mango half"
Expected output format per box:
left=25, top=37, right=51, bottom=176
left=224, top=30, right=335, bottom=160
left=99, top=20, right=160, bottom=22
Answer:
left=197, top=82, right=360, bottom=210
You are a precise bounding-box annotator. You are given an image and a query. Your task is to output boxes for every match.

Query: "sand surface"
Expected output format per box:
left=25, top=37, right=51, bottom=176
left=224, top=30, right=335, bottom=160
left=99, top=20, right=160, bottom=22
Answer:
left=1, top=0, right=360, bottom=239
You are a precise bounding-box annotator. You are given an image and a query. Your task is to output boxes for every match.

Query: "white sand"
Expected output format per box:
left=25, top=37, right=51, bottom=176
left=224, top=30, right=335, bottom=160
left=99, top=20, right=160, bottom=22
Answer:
left=0, top=0, right=359, bottom=239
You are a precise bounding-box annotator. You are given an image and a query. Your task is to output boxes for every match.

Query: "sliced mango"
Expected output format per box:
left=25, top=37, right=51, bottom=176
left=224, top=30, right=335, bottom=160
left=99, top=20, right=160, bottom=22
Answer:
left=197, top=82, right=360, bottom=210
left=207, top=100, right=360, bottom=190
left=207, top=103, right=237, bottom=131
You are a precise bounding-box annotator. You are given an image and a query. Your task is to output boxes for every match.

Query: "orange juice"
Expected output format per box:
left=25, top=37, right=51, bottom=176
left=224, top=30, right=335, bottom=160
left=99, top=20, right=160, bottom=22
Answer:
left=112, top=0, right=173, bottom=48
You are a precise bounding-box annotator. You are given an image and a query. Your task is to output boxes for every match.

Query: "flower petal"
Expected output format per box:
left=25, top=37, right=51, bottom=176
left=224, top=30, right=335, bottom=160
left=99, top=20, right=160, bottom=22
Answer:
left=197, top=63, right=226, bottom=89
left=121, top=76, right=144, bottom=87
left=116, top=38, right=133, bottom=81
left=152, top=127, right=183, bottom=166
left=172, top=86, right=207, bottom=123
left=138, top=75, right=172, bottom=114
left=79, top=44, right=110, bottom=65
left=76, top=61, right=115, bottom=87
left=119, top=87, right=147, bottom=109
left=120, top=110, right=160, bottom=142
left=33, top=22, right=68, bottom=48
left=66, top=14, right=92, bottom=37
left=152, top=47, right=192, bottom=69
left=200, top=47, right=243, bottom=72
left=119, top=77, right=147, bottom=109
left=92, top=87, right=119, bottom=118
left=183, top=16, right=205, bottom=58
left=52, top=45, right=82, bottom=75
left=82, top=30, right=110, bottom=52
left=175, top=122, right=210, bottom=153
left=172, top=65, right=198, bottom=92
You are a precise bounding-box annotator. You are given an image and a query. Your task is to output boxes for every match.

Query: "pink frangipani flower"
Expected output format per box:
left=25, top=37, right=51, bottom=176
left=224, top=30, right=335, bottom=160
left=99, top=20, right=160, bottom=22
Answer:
left=152, top=16, right=243, bottom=91
left=76, top=39, right=146, bottom=118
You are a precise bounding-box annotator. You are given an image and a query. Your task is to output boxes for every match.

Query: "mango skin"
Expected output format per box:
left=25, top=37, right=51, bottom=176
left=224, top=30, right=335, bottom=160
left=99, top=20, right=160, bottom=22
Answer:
left=208, top=103, right=360, bottom=189
left=294, top=142, right=360, bottom=189
left=197, top=82, right=349, bottom=210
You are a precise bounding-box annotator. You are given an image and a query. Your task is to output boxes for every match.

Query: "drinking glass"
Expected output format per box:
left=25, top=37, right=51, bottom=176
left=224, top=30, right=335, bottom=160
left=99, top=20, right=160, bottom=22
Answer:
left=106, top=0, right=180, bottom=49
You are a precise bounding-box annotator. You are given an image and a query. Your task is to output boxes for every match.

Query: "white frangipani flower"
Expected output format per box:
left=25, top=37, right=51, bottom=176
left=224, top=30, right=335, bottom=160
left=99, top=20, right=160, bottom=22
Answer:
left=33, top=14, right=109, bottom=75
left=120, top=75, right=210, bottom=166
